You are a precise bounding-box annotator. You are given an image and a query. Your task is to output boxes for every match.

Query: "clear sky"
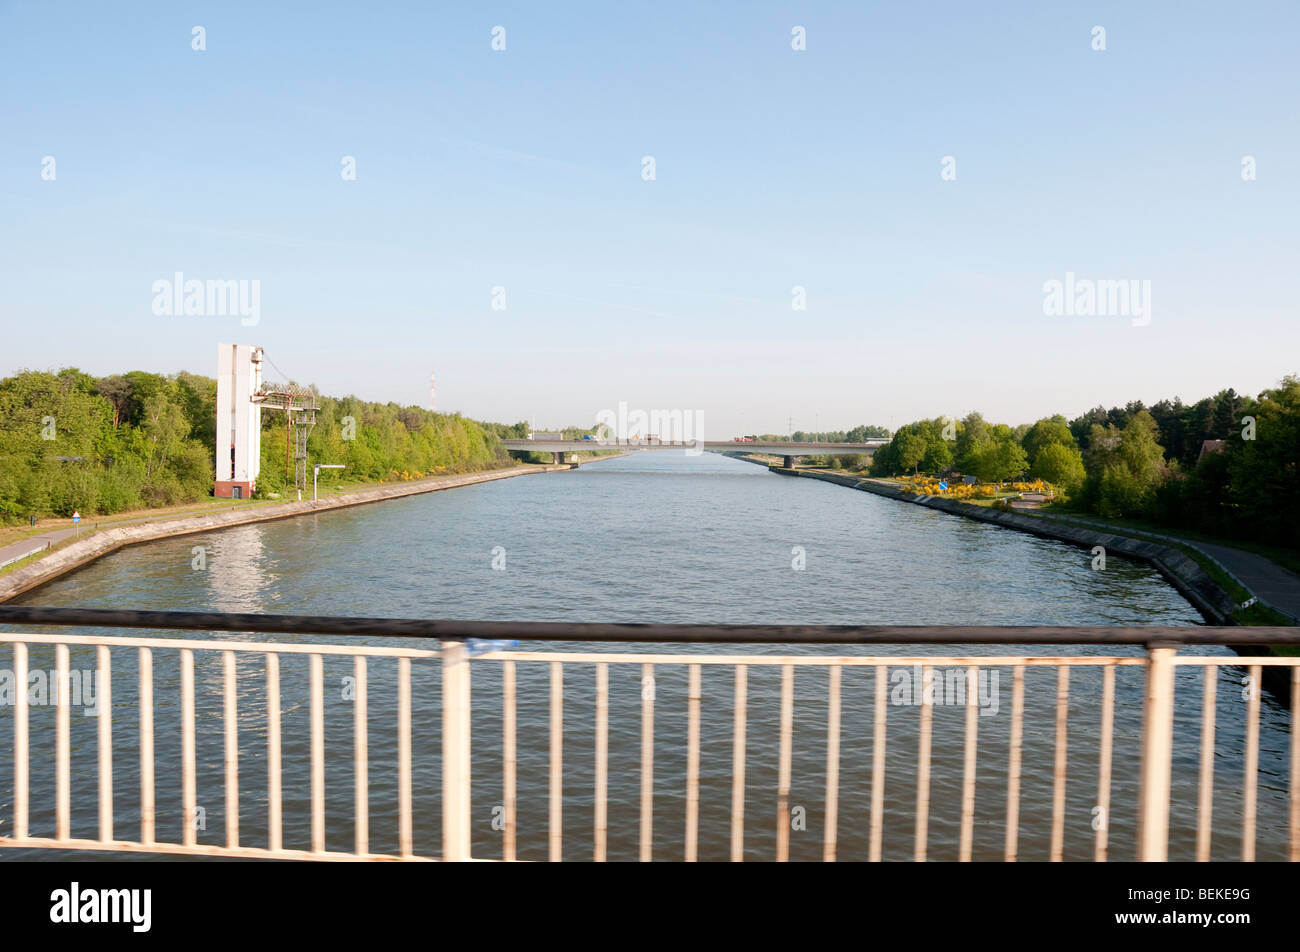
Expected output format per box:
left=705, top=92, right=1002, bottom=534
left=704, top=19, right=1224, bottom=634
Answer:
left=2, top=1, right=1297, bottom=436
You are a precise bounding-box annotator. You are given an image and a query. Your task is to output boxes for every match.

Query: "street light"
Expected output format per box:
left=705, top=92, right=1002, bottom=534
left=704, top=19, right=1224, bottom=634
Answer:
left=313, top=464, right=345, bottom=502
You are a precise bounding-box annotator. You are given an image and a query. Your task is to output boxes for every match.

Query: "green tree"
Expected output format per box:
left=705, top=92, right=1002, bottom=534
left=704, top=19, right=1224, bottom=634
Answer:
left=846, top=424, right=891, bottom=441
left=1225, top=376, right=1300, bottom=545
left=1082, top=411, right=1166, bottom=517
left=921, top=439, right=952, bottom=473
left=0, top=365, right=519, bottom=521
left=1031, top=442, right=1086, bottom=495
left=1097, top=464, right=1146, bottom=518
left=955, top=412, right=988, bottom=471
left=895, top=429, right=926, bottom=474
left=1021, top=415, right=1075, bottom=467
left=1119, top=411, right=1166, bottom=489
left=967, top=438, right=1028, bottom=483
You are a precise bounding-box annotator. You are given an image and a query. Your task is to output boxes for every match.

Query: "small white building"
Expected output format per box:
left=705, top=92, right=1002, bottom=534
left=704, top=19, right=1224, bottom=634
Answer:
left=215, top=343, right=264, bottom=498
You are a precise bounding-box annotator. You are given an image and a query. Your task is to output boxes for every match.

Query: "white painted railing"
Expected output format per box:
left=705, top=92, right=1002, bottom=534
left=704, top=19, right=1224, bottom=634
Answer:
left=1, top=631, right=438, bottom=861
left=1, top=630, right=1297, bottom=861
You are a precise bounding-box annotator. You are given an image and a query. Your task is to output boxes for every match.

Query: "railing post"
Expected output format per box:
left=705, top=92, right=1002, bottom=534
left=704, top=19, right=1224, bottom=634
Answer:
left=442, top=640, right=472, bottom=861
left=13, top=643, right=28, bottom=841
left=1137, top=644, right=1177, bottom=861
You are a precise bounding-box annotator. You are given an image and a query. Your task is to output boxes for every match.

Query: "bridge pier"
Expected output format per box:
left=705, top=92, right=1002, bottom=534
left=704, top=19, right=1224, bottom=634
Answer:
left=784, top=455, right=796, bottom=469
left=552, top=451, right=568, bottom=465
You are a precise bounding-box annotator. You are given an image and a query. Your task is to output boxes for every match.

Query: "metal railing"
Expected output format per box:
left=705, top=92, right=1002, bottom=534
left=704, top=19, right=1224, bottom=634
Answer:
left=0, top=608, right=1297, bottom=862
left=1, top=630, right=436, bottom=861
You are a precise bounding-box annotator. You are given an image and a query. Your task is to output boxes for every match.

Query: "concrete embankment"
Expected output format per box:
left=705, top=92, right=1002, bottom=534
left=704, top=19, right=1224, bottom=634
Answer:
left=0, top=463, right=570, bottom=603
left=780, top=468, right=1240, bottom=625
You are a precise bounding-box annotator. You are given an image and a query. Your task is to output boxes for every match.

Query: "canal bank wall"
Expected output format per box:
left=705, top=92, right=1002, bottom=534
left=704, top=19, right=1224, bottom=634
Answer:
left=778, top=468, right=1240, bottom=626
left=0, top=463, right=572, bottom=604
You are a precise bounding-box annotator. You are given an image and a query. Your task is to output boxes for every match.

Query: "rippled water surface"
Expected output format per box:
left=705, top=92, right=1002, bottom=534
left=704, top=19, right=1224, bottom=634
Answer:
left=1, top=452, right=1292, bottom=860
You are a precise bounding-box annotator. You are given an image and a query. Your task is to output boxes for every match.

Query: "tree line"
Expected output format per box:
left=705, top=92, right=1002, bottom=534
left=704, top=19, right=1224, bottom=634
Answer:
left=0, top=367, right=522, bottom=522
left=791, top=425, right=891, bottom=442
left=742, top=424, right=892, bottom=442
left=867, top=376, right=1299, bottom=548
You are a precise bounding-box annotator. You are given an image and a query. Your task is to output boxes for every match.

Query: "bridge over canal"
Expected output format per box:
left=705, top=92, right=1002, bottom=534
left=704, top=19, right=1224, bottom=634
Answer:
left=503, top=439, right=888, bottom=468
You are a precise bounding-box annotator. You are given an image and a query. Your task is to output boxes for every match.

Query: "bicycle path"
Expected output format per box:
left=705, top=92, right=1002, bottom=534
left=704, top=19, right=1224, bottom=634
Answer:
left=0, top=504, right=255, bottom=570
left=1036, top=512, right=1300, bottom=623
left=1190, top=540, right=1300, bottom=621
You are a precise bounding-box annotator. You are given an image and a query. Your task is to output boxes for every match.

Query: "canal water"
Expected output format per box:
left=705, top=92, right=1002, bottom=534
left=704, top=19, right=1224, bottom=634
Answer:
left=1, top=452, right=1293, bottom=860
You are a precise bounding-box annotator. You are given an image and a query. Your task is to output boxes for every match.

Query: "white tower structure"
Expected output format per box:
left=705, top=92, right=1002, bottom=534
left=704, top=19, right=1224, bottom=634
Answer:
left=430, top=367, right=436, bottom=412
left=215, top=343, right=264, bottom=498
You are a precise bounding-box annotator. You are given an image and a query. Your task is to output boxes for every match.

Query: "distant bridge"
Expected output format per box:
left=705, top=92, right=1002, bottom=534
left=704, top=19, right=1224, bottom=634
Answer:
left=502, top=438, right=887, bottom=467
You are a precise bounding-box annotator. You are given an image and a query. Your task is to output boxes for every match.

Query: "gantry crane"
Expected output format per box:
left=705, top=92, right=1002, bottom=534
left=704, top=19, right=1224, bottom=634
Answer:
left=254, top=381, right=320, bottom=495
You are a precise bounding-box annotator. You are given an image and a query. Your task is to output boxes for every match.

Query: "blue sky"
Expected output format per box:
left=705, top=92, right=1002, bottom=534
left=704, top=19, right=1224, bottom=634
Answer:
left=2, top=1, right=1297, bottom=435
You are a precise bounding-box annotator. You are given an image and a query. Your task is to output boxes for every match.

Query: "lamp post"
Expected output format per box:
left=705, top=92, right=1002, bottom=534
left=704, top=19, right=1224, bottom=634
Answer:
left=313, top=464, right=345, bottom=502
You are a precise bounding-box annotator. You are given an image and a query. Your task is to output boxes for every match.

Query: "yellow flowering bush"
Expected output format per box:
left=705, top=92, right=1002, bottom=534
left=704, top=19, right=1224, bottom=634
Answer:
left=1006, top=479, right=1051, bottom=493
left=903, top=479, right=976, bottom=498
left=897, top=478, right=1056, bottom=500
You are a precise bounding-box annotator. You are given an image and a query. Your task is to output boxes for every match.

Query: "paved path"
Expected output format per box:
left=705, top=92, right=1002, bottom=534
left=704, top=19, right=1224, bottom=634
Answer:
left=0, top=526, right=79, bottom=569
left=1191, top=541, right=1300, bottom=621
left=0, top=504, right=254, bottom=570
left=1037, top=512, right=1300, bottom=623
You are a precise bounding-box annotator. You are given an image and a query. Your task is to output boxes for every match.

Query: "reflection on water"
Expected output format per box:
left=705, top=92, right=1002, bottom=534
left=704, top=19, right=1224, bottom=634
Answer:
left=204, top=526, right=268, bottom=613
left=0, top=452, right=1291, bottom=861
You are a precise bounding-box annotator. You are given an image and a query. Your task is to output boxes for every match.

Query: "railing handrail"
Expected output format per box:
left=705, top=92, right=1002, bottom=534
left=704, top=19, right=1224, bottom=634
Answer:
left=3, top=621, right=1297, bottom=862
left=0, top=630, right=440, bottom=658
left=1, top=606, right=1298, bottom=644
